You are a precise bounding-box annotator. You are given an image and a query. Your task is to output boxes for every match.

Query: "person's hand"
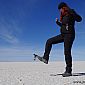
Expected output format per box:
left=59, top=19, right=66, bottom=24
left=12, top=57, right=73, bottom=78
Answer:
left=56, top=18, right=58, bottom=22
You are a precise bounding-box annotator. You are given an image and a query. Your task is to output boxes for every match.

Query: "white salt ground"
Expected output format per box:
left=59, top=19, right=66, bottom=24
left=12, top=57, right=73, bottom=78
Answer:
left=0, top=61, right=85, bottom=85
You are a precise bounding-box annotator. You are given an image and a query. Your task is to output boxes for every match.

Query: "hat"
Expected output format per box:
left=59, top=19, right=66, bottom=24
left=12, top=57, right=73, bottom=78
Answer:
left=58, top=2, right=67, bottom=9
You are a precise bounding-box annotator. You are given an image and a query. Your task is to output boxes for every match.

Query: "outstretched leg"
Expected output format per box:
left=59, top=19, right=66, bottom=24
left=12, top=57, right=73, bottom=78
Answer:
left=43, top=34, right=64, bottom=62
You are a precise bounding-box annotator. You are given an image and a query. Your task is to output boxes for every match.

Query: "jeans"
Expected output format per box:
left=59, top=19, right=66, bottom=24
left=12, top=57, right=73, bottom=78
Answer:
left=43, top=33, right=75, bottom=67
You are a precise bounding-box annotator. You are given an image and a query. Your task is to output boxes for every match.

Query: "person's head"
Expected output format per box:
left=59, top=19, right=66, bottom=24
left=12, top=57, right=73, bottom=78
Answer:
left=58, top=2, right=69, bottom=14
left=58, top=2, right=69, bottom=22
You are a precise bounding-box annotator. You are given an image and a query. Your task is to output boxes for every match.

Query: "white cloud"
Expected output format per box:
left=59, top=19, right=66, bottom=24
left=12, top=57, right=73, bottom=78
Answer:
left=0, top=34, right=19, bottom=44
left=0, top=47, right=32, bottom=57
left=0, top=45, right=85, bottom=61
left=0, top=17, right=21, bottom=44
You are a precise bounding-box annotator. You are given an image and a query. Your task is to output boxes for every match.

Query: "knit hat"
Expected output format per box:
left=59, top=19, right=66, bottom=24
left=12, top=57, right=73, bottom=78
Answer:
left=58, top=2, right=67, bottom=9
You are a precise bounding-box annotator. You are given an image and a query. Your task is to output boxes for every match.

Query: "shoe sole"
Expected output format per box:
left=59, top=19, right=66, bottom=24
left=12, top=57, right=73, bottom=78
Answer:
left=62, top=73, right=72, bottom=77
left=33, top=54, right=48, bottom=64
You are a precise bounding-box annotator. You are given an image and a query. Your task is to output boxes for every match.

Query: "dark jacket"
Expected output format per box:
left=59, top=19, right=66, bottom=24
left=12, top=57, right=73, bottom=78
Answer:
left=56, top=9, right=82, bottom=34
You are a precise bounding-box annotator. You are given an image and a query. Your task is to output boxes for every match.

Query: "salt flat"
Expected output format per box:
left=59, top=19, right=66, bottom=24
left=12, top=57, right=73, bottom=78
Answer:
left=0, top=61, right=85, bottom=85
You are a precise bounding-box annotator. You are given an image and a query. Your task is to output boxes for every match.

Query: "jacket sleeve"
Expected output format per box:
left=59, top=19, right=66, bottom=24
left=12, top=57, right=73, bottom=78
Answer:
left=69, top=9, right=82, bottom=22
left=56, top=20, right=62, bottom=27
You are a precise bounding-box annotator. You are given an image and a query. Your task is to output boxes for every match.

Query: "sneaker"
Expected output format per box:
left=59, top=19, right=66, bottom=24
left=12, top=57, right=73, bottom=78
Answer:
left=62, top=71, right=72, bottom=77
left=33, top=54, right=48, bottom=64
left=38, top=56, right=48, bottom=64
left=62, top=67, right=72, bottom=77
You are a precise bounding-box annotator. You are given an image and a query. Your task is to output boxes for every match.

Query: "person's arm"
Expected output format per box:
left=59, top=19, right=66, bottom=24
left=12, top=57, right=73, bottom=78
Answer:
left=69, top=9, right=82, bottom=22
left=56, top=18, right=62, bottom=27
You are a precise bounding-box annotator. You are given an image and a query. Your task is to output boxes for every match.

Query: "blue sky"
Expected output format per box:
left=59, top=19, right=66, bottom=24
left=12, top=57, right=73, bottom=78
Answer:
left=0, top=0, right=85, bottom=61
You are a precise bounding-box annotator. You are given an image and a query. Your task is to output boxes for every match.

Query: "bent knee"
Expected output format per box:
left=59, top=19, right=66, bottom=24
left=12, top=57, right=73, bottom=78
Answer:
left=46, top=38, right=53, bottom=45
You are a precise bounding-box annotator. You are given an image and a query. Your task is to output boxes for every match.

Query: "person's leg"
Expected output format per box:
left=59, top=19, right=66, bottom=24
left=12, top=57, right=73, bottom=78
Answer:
left=64, top=34, right=75, bottom=74
left=43, top=34, right=64, bottom=61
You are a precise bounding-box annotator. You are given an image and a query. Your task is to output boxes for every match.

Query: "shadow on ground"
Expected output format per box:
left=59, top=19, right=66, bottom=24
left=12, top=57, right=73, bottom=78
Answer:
left=72, top=73, right=85, bottom=76
left=50, top=72, right=85, bottom=77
